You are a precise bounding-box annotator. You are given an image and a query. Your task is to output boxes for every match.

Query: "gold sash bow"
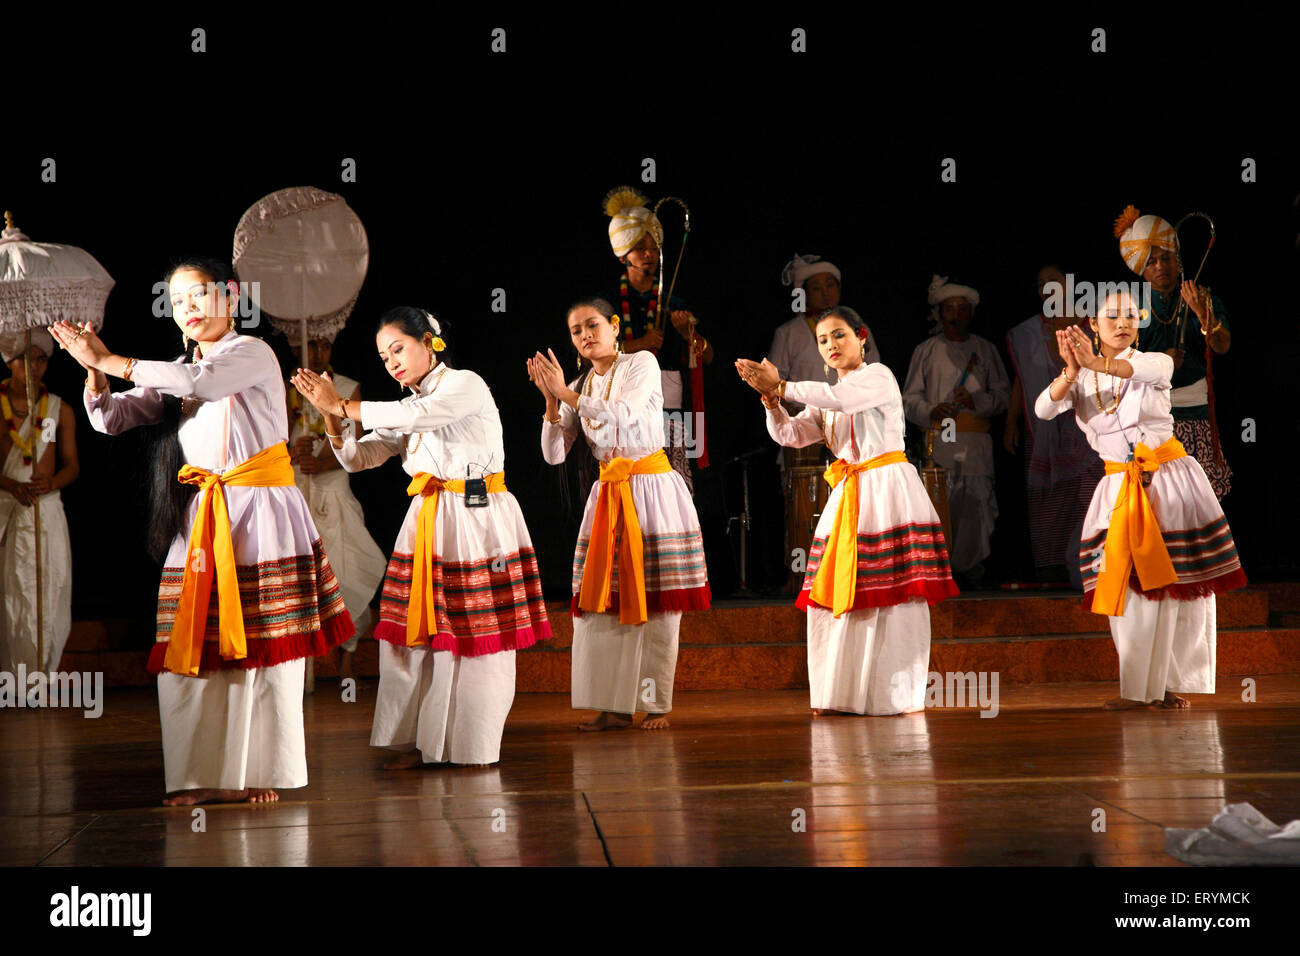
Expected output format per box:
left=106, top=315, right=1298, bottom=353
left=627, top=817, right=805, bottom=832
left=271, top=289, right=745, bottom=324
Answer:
left=165, top=444, right=296, bottom=677
left=809, top=450, right=910, bottom=618
left=406, top=471, right=509, bottom=646
left=1092, top=437, right=1187, bottom=616
left=577, top=449, right=672, bottom=625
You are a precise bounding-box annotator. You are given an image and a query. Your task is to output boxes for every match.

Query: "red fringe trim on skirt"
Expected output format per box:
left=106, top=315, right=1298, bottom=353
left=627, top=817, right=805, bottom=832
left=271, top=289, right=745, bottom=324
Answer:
left=569, top=584, right=713, bottom=618
left=373, top=620, right=553, bottom=656
left=147, top=609, right=356, bottom=675
left=1081, top=566, right=1248, bottom=612
left=796, top=577, right=961, bottom=613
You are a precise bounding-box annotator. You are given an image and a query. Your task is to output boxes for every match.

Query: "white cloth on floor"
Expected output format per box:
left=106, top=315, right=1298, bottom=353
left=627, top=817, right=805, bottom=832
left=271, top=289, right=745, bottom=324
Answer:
left=370, top=640, right=516, bottom=765
left=807, top=598, right=930, bottom=715
left=157, top=658, right=307, bottom=793
left=0, top=393, right=71, bottom=672
left=571, top=610, right=680, bottom=714
left=1166, top=803, right=1300, bottom=865
left=1111, top=588, right=1215, bottom=702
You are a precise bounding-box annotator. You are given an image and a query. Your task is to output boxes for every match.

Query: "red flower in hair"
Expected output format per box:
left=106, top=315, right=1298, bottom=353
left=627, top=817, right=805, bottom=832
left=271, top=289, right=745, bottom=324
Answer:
left=856, top=327, right=868, bottom=340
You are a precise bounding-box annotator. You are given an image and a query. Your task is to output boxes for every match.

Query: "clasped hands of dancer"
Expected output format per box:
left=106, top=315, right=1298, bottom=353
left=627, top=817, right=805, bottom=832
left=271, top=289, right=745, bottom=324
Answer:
left=290, top=368, right=353, bottom=448
left=733, top=357, right=786, bottom=407
left=525, top=349, right=582, bottom=418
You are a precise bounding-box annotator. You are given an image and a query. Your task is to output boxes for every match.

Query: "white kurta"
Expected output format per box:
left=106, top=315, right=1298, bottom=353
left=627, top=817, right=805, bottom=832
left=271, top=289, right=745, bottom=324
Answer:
left=0, top=392, right=72, bottom=673
left=1034, top=349, right=1239, bottom=702
left=335, top=364, right=549, bottom=765
left=289, top=372, right=386, bottom=652
left=766, top=362, right=957, bottom=715
left=902, top=333, right=1010, bottom=572
left=86, top=331, right=350, bottom=793
left=541, top=350, right=708, bottom=715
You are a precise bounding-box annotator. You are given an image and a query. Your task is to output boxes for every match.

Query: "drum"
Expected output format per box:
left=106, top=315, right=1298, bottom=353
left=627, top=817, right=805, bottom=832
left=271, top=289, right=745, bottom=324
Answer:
left=785, top=445, right=831, bottom=589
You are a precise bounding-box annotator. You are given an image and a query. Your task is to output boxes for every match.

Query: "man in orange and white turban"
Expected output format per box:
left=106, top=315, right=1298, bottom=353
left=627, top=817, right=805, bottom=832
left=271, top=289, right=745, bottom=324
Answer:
left=1113, top=204, right=1232, bottom=498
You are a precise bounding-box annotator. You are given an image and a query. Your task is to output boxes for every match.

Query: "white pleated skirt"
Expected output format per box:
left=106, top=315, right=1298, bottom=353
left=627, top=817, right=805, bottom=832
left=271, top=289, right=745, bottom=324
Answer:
left=806, top=598, right=930, bottom=715
left=370, top=641, right=516, bottom=765
left=157, top=658, right=307, bottom=793
left=571, top=610, right=681, bottom=715
left=1111, top=587, right=1216, bottom=702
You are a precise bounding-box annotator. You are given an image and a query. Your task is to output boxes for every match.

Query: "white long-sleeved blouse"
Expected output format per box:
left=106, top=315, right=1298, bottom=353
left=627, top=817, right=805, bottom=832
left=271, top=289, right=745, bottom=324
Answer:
left=332, top=364, right=506, bottom=480
left=766, top=362, right=906, bottom=463
left=1033, top=350, right=1175, bottom=463
left=541, top=350, right=666, bottom=465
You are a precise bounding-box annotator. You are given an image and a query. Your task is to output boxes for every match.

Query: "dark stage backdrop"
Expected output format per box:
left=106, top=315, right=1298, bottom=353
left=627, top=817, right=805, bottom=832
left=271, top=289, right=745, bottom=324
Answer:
left=4, top=16, right=1296, bottom=631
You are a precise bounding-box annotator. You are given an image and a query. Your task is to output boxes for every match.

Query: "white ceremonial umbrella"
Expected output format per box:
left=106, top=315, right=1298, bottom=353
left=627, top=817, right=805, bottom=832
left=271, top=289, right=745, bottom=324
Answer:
left=232, top=188, right=368, bottom=691
left=0, top=211, right=115, bottom=670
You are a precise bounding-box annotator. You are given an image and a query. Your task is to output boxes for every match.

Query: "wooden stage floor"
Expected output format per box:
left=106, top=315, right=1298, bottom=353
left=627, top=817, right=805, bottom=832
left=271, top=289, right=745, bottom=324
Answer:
left=4, top=678, right=1300, bottom=867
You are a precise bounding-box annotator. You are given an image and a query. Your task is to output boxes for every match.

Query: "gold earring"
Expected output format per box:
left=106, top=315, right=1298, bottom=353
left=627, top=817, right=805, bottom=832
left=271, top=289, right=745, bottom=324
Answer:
left=575, top=353, right=581, bottom=371
left=860, top=341, right=866, bottom=361
left=182, top=333, right=189, bottom=351
left=1092, top=331, right=1100, bottom=353
left=824, top=363, right=830, bottom=377
left=228, top=315, right=236, bottom=332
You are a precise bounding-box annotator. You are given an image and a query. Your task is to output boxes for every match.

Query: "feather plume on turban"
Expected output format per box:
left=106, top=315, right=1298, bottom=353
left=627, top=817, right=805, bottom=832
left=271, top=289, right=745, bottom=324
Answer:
left=604, top=186, right=664, bottom=257
left=1114, top=205, right=1177, bottom=275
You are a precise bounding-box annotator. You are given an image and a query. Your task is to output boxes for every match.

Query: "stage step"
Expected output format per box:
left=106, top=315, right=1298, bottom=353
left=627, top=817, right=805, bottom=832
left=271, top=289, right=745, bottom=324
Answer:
left=54, top=591, right=1300, bottom=692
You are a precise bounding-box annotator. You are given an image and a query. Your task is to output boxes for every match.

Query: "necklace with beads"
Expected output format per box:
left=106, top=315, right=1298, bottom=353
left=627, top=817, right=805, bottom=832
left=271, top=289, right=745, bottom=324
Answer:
left=405, top=365, right=449, bottom=455
left=620, top=273, right=657, bottom=344
left=1092, top=347, right=1135, bottom=415
left=582, top=353, right=620, bottom=431
left=1, top=381, right=49, bottom=465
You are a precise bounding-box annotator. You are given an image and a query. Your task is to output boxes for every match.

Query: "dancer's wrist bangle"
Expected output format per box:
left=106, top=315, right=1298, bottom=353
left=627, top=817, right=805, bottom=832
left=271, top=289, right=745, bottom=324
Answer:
left=85, top=378, right=107, bottom=396
left=121, top=357, right=137, bottom=381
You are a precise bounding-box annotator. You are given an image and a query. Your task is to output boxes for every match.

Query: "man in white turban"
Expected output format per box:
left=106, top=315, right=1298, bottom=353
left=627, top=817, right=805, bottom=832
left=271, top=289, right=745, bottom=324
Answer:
left=902, top=276, right=1009, bottom=582
left=599, top=186, right=713, bottom=490
left=0, top=328, right=80, bottom=673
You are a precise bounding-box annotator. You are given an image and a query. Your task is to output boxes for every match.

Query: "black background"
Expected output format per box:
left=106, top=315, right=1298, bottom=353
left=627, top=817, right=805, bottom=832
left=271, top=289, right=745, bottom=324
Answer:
left=5, top=14, right=1297, bottom=632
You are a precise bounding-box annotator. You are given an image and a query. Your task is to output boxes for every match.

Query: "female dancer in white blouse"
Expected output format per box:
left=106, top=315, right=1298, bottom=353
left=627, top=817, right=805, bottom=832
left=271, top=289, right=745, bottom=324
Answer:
left=737, top=307, right=959, bottom=716
left=528, top=298, right=710, bottom=731
left=53, top=257, right=353, bottom=805
left=1035, top=290, right=1244, bottom=709
left=293, top=307, right=551, bottom=766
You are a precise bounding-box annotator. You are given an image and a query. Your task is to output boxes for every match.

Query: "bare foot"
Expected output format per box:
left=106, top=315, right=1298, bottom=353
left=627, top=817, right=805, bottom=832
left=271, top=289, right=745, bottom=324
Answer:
left=1159, top=692, right=1191, bottom=710
left=162, top=788, right=249, bottom=806
left=640, top=713, right=670, bottom=730
left=1103, top=696, right=1157, bottom=710
left=246, top=788, right=279, bottom=803
left=578, top=711, right=633, bottom=732
left=811, top=708, right=855, bottom=717
left=383, top=751, right=424, bottom=770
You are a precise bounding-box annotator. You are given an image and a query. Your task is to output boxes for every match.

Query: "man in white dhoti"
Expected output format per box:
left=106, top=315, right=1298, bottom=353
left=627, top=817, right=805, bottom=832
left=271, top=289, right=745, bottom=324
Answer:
left=902, top=276, right=1010, bottom=582
left=285, top=332, right=386, bottom=682
left=0, top=329, right=79, bottom=673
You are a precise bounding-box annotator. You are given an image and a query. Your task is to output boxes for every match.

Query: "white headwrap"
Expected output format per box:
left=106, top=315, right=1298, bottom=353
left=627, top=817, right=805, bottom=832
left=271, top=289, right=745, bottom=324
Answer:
left=604, top=186, right=664, bottom=258
left=926, top=274, right=980, bottom=308
left=781, top=254, right=841, bottom=288
left=1113, top=205, right=1176, bottom=275
left=1, top=327, right=55, bottom=363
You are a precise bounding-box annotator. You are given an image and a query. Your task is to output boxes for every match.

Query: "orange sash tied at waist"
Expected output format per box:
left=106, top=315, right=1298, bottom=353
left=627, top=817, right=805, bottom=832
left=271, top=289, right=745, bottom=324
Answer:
left=1091, top=437, right=1187, bottom=617
left=809, top=450, right=910, bottom=618
left=406, top=471, right=509, bottom=647
left=165, top=443, right=296, bottom=677
left=577, top=449, right=672, bottom=626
